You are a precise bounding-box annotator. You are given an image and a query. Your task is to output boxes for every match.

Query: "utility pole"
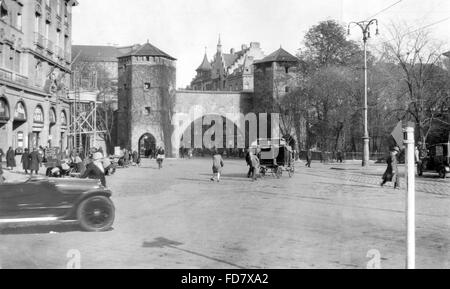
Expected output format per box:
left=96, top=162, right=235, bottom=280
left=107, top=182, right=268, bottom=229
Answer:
left=348, top=19, right=379, bottom=167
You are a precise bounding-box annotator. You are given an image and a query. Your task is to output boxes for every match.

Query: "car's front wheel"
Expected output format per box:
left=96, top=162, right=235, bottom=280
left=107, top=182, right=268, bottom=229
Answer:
left=77, top=196, right=115, bottom=232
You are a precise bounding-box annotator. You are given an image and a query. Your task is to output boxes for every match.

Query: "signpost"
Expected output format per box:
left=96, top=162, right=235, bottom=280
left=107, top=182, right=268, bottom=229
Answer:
left=404, top=126, right=416, bottom=269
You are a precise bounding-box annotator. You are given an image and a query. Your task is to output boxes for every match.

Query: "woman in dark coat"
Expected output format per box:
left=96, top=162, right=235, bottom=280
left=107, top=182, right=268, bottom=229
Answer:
left=156, top=147, right=165, bottom=169
left=21, top=148, right=31, bottom=174
left=6, top=147, right=16, bottom=170
left=381, top=146, right=401, bottom=189
left=29, top=148, right=42, bottom=175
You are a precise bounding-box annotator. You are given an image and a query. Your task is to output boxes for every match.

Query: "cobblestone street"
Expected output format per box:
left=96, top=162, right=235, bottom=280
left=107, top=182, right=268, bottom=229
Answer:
left=1, top=158, right=449, bottom=269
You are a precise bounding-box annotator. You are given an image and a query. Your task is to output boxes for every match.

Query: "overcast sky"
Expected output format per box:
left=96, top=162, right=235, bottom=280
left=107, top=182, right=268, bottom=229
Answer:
left=72, top=0, right=450, bottom=88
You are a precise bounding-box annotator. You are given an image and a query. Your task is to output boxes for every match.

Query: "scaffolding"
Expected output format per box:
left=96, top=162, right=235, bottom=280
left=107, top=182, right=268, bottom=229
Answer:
left=67, top=69, right=105, bottom=157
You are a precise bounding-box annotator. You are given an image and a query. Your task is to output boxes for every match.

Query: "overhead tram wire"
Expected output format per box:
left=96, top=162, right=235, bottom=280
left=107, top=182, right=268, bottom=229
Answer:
left=364, top=0, right=403, bottom=21
left=375, top=16, right=450, bottom=47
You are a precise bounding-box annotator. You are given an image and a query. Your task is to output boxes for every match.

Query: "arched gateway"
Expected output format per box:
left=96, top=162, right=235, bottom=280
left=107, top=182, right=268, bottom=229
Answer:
left=115, top=41, right=304, bottom=158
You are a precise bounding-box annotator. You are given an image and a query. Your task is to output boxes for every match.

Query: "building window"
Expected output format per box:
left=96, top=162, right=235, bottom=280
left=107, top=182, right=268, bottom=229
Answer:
left=57, top=0, right=61, bottom=16
left=35, top=14, right=41, bottom=33
left=7, top=46, right=13, bottom=70
left=0, top=2, right=8, bottom=21
left=144, top=82, right=151, bottom=90
left=14, top=51, right=21, bottom=74
left=17, top=131, right=24, bottom=148
left=285, top=86, right=290, bottom=93
left=144, top=107, right=151, bottom=115
left=16, top=11, right=22, bottom=30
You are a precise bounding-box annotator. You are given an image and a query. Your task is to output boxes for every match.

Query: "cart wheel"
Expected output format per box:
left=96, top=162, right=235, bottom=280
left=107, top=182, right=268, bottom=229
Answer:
left=439, top=169, right=446, bottom=179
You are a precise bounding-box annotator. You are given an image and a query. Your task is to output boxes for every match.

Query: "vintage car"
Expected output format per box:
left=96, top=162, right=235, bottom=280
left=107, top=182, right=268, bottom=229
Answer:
left=0, top=176, right=115, bottom=232
left=419, top=142, right=450, bottom=179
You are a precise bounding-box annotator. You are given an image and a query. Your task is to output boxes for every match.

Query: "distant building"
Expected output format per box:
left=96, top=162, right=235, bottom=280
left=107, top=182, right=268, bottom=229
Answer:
left=116, top=41, right=177, bottom=155
left=190, top=37, right=265, bottom=91
left=0, top=0, right=78, bottom=154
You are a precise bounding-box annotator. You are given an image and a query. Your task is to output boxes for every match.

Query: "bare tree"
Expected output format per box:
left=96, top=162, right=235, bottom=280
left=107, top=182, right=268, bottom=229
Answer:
left=381, top=24, right=450, bottom=144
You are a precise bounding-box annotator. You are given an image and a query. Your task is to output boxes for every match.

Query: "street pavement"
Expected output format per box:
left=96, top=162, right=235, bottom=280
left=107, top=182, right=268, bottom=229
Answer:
left=0, top=158, right=449, bottom=269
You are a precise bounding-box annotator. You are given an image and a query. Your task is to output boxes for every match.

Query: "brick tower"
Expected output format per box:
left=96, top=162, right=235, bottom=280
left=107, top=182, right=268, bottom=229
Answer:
left=117, top=41, right=177, bottom=157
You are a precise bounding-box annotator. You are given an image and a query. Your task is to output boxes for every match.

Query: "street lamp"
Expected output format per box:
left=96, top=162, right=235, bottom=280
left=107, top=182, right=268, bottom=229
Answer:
left=348, top=19, right=379, bottom=167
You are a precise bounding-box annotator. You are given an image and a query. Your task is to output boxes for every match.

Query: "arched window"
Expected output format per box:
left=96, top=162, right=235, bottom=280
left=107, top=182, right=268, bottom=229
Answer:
left=33, top=105, right=44, bottom=124
left=0, top=97, right=10, bottom=123
left=0, top=1, right=8, bottom=21
left=14, top=101, right=27, bottom=121
left=60, top=110, right=67, bottom=127
left=49, top=107, right=56, bottom=125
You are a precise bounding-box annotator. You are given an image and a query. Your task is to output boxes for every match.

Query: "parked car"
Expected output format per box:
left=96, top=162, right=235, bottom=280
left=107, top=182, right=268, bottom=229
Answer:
left=419, top=143, right=450, bottom=179
left=0, top=176, right=115, bottom=232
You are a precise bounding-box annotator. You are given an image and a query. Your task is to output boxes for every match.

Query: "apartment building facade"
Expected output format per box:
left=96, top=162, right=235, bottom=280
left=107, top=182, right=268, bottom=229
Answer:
left=0, top=0, right=77, bottom=155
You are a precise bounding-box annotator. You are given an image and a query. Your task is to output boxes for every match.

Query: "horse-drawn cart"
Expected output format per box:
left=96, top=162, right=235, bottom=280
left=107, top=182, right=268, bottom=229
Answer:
left=251, top=138, right=295, bottom=178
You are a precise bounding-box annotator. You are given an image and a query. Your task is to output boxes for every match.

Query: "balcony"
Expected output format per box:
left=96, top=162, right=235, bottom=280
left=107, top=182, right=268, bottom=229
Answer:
left=34, top=32, right=45, bottom=48
left=0, top=68, right=30, bottom=87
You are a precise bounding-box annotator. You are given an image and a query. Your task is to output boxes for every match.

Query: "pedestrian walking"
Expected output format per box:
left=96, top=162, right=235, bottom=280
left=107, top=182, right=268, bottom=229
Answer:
left=81, top=152, right=106, bottom=187
left=0, top=162, right=5, bottom=184
left=381, top=146, right=401, bottom=189
left=21, top=148, right=31, bottom=174
left=337, top=150, right=343, bottom=163
left=249, top=151, right=260, bottom=181
left=306, top=149, right=312, bottom=168
left=29, top=148, right=42, bottom=175
left=156, top=147, right=165, bottom=169
left=210, top=150, right=224, bottom=182
left=245, top=149, right=252, bottom=178
left=6, top=147, right=16, bottom=170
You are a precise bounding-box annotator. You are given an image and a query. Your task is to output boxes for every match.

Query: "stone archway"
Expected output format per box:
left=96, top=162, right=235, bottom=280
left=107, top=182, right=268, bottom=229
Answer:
left=138, top=133, right=157, bottom=158
left=178, top=114, right=246, bottom=158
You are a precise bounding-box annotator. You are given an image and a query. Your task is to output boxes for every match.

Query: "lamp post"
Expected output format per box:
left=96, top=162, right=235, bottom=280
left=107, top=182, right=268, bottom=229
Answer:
left=348, top=19, right=379, bottom=167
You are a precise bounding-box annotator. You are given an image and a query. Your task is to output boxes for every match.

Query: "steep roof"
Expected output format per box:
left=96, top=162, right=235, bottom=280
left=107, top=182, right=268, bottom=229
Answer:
left=223, top=53, right=239, bottom=68
left=254, top=47, right=298, bottom=64
left=196, top=53, right=212, bottom=71
left=72, top=45, right=123, bottom=62
left=119, top=42, right=176, bottom=60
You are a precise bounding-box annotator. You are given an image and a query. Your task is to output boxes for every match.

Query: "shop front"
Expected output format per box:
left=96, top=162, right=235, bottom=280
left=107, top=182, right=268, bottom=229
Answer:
left=13, top=101, right=27, bottom=153
left=29, top=105, right=44, bottom=150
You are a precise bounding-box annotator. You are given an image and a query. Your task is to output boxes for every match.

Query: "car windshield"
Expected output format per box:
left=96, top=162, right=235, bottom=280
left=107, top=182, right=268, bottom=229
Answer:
left=0, top=170, right=31, bottom=184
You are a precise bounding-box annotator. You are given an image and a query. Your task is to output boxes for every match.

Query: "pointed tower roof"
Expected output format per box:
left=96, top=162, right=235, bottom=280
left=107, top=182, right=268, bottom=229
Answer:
left=196, top=53, right=212, bottom=71
left=254, top=47, right=298, bottom=64
left=118, top=41, right=176, bottom=60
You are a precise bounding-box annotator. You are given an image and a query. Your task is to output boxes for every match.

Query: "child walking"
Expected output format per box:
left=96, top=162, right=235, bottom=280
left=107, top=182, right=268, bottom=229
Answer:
left=211, top=150, right=224, bottom=182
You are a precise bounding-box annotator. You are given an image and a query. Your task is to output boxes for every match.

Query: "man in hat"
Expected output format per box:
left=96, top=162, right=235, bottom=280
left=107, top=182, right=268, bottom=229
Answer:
left=29, top=148, right=42, bottom=175
left=81, top=152, right=106, bottom=187
left=381, top=146, right=401, bottom=189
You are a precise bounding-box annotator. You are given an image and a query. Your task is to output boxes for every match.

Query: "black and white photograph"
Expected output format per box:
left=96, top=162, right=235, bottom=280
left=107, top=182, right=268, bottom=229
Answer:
left=0, top=0, right=449, bottom=273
